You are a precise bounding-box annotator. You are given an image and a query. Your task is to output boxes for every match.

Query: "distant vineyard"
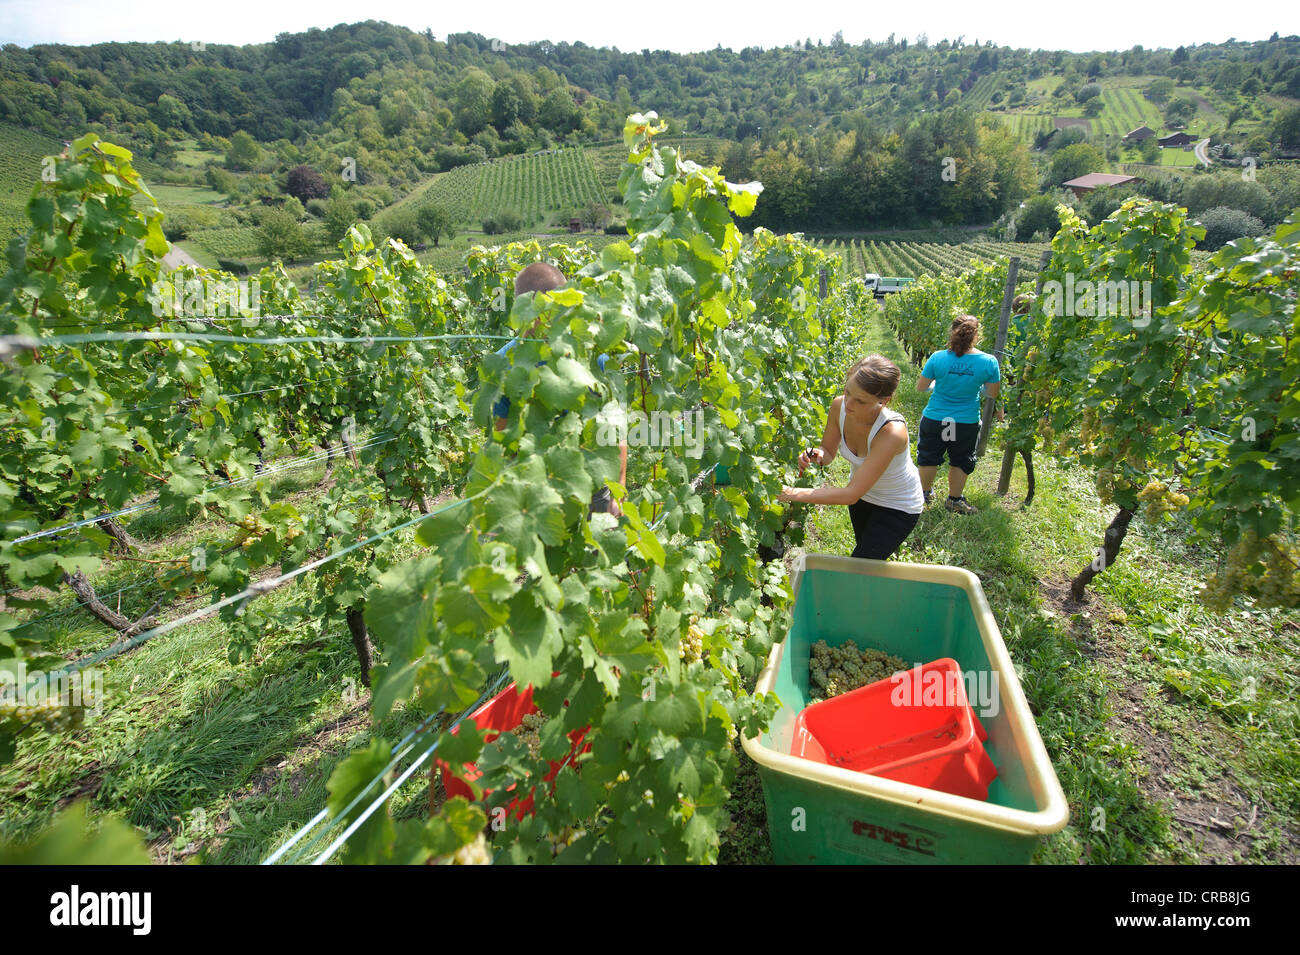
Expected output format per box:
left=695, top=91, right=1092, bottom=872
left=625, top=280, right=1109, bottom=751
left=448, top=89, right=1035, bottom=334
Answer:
left=470, top=148, right=605, bottom=223
left=393, top=147, right=609, bottom=229
left=815, top=238, right=1051, bottom=278
left=994, top=112, right=1054, bottom=144
left=187, top=226, right=265, bottom=261
left=0, top=123, right=65, bottom=239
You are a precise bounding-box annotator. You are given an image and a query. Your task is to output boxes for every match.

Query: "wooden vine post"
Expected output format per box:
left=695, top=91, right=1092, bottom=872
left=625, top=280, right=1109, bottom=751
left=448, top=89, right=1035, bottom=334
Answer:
left=975, top=255, right=1018, bottom=459
left=997, top=248, right=1053, bottom=501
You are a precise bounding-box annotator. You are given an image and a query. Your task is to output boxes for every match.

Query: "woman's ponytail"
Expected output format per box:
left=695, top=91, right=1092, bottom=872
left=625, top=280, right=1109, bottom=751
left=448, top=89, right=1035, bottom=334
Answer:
left=948, top=315, right=981, bottom=356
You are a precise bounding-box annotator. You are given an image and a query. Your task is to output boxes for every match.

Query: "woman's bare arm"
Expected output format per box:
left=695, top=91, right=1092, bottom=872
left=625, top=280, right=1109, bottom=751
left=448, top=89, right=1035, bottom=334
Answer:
left=800, top=396, right=841, bottom=471
left=781, top=421, right=908, bottom=505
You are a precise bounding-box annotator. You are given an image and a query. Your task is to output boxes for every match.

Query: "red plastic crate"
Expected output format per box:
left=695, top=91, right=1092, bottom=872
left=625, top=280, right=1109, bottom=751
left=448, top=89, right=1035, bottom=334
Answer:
left=435, top=680, right=590, bottom=820
left=791, top=657, right=998, bottom=800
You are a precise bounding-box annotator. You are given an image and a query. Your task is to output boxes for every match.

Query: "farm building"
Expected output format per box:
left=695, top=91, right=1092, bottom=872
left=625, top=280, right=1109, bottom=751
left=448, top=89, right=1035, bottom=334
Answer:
left=1158, top=132, right=1196, bottom=148
left=1062, top=172, right=1144, bottom=199
left=1123, top=125, right=1155, bottom=142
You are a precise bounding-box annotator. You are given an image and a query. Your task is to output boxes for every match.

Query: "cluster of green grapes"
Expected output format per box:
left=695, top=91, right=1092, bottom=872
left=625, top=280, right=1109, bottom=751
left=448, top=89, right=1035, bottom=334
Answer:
left=808, top=640, right=907, bottom=704
left=445, top=832, right=491, bottom=865
left=1137, top=480, right=1190, bottom=522
left=544, top=825, right=586, bottom=857
left=1094, top=467, right=1116, bottom=505
left=680, top=622, right=705, bottom=663
left=514, top=711, right=546, bottom=760
left=1200, top=531, right=1300, bottom=611
left=0, top=695, right=77, bottom=733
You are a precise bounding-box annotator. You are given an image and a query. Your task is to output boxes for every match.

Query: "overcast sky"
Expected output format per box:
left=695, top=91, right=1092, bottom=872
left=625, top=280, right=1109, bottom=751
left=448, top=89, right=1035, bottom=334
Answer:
left=0, top=0, right=1296, bottom=54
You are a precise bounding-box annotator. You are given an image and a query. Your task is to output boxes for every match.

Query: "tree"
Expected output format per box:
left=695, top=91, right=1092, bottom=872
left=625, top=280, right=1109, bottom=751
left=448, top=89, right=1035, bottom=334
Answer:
left=1165, top=96, right=1198, bottom=126
left=381, top=207, right=422, bottom=246
left=285, top=164, right=330, bottom=202
left=1144, top=78, right=1175, bottom=104
left=1274, top=106, right=1300, bottom=146
left=1049, top=142, right=1105, bottom=185
left=281, top=196, right=306, bottom=221
left=578, top=201, right=611, bottom=230
left=257, top=209, right=308, bottom=262
left=455, top=68, right=494, bottom=135
left=491, top=83, right=521, bottom=130
left=1139, top=136, right=1160, bottom=163
left=416, top=203, right=456, bottom=247
left=151, top=93, right=192, bottom=133
left=206, top=166, right=239, bottom=198
left=226, top=130, right=260, bottom=171
left=1016, top=194, right=1063, bottom=241
left=324, top=196, right=356, bottom=244
left=539, top=88, right=581, bottom=132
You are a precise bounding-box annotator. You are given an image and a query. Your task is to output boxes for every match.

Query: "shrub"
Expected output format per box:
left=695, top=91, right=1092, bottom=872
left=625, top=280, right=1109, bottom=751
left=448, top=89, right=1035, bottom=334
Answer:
left=1195, top=206, right=1265, bottom=250
left=1016, top=194, right=1064, bottom=241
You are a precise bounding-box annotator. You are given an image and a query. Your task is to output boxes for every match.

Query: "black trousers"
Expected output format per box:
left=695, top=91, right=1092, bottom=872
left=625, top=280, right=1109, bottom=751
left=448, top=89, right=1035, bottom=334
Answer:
left=847, top=499, right=920, bottom=561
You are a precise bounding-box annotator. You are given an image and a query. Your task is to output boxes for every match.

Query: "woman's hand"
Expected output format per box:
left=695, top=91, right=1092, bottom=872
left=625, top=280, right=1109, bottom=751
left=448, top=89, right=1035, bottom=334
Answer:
left=797, top=446, right=825, bottom=474
left=778, top=486, right=803, bottom=503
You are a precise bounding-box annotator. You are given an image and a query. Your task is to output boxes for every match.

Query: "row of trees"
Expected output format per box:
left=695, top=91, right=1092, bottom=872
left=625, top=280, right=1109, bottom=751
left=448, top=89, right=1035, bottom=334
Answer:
left=726, top=108, right=1035, bottom=231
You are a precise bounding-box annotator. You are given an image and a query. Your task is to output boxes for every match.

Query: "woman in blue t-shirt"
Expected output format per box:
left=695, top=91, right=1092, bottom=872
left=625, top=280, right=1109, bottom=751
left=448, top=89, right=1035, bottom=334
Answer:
left=914, top=315, right=1000, bottom=515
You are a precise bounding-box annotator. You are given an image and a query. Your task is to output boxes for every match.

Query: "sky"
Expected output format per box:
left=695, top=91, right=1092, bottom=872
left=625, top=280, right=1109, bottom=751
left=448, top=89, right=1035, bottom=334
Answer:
left=1, top=0, right=1297, bottom=54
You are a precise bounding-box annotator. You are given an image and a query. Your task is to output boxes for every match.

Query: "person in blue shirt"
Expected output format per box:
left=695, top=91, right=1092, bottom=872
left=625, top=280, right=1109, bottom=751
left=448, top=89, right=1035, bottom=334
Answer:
left=914, top=315, right=1001, bottom=515
left=492, top=262, right=626, bottom=517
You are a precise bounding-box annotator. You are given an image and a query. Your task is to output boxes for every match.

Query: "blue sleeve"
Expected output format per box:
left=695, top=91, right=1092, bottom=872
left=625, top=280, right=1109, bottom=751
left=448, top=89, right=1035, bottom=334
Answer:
left=921, top=352, right=939, bottom=379
left=492, top=338, right=519, bottom=418
left=986, top=354, right=1001, bottom=383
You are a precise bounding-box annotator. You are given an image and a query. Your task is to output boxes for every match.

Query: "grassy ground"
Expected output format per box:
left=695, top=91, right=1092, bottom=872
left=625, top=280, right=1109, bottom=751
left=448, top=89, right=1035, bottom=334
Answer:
left=0, top=456, right=434, bottom=864
left=719, top=306, right=1300, bottom=865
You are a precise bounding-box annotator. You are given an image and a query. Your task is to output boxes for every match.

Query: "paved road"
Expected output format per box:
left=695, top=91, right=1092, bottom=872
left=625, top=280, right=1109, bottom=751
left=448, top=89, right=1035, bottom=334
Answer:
left=1193, top=138, right=1212, bottom=169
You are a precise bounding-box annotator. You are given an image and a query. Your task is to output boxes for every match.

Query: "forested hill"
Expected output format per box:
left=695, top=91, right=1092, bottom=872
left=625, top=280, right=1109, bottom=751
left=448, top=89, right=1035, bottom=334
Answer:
left=3, top=22, right=1297, bottom=148
left=2, top=22, right=1298, bottom=235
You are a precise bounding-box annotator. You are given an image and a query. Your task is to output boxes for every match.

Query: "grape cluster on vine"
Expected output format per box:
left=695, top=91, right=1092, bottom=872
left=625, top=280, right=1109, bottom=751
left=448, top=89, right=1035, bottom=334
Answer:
left=514, top=711, right=546, bottom=760
left=0, top=696, right=77, bottom=733
left=1200, top=531, right=1300, bottom=612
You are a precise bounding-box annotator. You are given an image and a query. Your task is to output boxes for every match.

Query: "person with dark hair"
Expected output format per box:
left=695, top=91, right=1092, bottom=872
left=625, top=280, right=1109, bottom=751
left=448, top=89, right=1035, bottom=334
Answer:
left=914, top=314, right=1001, bottom=515
left=492, top=261, right=626, bottom=517
left=778, top=355, right=924, bottom=561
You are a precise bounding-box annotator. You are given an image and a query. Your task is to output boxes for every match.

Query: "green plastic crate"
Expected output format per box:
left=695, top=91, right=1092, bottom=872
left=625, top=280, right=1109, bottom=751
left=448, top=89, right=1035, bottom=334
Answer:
left=742, top=554, right=1069, bottom=864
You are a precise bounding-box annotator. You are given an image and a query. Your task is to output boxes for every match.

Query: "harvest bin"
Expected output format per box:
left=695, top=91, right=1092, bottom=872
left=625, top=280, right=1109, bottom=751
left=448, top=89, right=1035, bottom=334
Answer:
left=742, top=554, right=1069, bottom=864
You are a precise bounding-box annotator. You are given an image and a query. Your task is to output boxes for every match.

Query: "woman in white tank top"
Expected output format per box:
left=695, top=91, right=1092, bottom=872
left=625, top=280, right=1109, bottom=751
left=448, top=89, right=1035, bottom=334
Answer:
left=778, top=355, right=924, bottom=561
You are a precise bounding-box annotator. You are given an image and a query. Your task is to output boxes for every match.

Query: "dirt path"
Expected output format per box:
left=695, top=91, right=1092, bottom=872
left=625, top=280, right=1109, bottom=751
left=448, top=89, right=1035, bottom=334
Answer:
left=162, top=242, right=202, bottom=270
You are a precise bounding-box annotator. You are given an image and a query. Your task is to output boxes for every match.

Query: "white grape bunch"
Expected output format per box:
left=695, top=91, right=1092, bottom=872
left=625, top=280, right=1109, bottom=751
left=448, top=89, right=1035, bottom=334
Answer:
left=515, top=711, right=546, bottom=760
left=0, top=695, right=77, bottom=733
left=808, top=640, right=907, bottom=704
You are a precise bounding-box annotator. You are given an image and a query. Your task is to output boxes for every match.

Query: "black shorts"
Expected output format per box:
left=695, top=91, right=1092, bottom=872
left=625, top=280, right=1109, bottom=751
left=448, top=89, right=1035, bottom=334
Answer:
left=916, top=415, right=979, bottom=474
left=848, top=500, right=920, bottom=561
